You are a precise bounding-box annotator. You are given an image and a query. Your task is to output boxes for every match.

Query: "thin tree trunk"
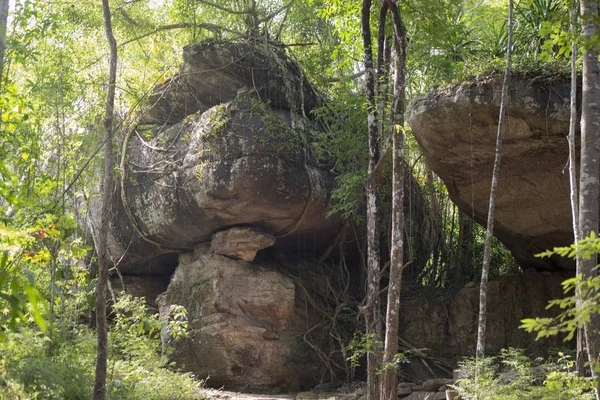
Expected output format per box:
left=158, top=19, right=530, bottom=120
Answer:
left=456, top=211, right=474, bottom=284
left=94, top=0, right=117, bottom=398
left=476, top=0, right=513, bottom=358
left=376, top=2, right=388, bottom=142
left=427, top=167, right=442, bottom=283
left=579, top=1, right=600, bottom=395
left=360, top=1, right=381, bottom=398
left=380, top=1, right=406, bottom=399
left=0, top=0, right=8, bottom=85
left=568, top=1, right=585, bottom=378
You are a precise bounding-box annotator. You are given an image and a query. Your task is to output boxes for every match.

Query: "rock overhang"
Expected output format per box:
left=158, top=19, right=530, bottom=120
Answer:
left=407, top=75, right=577, bottom=271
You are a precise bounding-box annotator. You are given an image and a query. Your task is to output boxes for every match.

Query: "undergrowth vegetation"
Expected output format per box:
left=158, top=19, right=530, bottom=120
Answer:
left=453, top=349, right=595, bottom=400
left=0, top=295, right=205, bottom=400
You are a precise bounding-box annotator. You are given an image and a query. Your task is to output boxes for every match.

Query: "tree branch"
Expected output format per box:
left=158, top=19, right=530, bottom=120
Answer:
left=120, top=23, right=240, bottom=47
left=119, top=9, right=140, bottom=27
left=260, top=0, right=294, bottom=23
left=197, top=0, right=251, bottom=15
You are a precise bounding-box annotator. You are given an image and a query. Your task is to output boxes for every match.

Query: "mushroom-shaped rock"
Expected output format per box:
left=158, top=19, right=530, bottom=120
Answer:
left=407, top=75, right=576, bottom=270
left=100, top=41, right=341, bottom=274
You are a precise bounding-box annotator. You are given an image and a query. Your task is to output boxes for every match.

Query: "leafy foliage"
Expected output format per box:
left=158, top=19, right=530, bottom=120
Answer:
left=0, top=292, right=202, bottom=399
left=345, top=331, right=408, bottom=374
left=522, top=234, right=600, bottom=342
left=454, top=348, right=595, bottom=400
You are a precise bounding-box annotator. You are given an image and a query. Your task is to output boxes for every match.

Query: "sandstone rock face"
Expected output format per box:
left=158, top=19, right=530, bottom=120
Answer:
left=402, top=393, right=434, bottom=400
left=400, top=272, right=568, bottom=359
left=407, top=76, right=575, bottom=270
left=422, top=379, right=452, bottom=392
left=102, top=41, right=341, bottom=274
left=211, top=227, right=276, bottom=262
left=158, top=243, right=319, bottom=392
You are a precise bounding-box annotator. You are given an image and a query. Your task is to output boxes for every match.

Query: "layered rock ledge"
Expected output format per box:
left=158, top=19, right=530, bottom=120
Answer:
left=400, top=272, right=568, bottom=360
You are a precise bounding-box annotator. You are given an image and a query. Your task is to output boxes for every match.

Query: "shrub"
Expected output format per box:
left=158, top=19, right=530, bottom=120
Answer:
left=453, top=348, right=595, bottom=400
left=0, top=293, right=206, bottom=400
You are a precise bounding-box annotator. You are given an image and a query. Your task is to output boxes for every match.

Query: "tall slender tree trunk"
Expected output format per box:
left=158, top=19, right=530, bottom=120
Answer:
left=568, top=1, right=585, bottom=378
left=476, top=0, right=513, bottom=358
left=0, top=0, right=9, bottom=87
left=361, top=1, right=381, bottom=398
left=94, top=0, right=117, bottom=399
left=579, top=2, right=600, bottom=396
left=375, top=2, right=388, bottom=142
left=0, top=0, right=8, bottom=125
left=380, top=1, right=406, bottom=399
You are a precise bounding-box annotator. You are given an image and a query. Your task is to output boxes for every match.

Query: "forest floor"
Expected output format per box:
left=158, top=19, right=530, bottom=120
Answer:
left=205, top=385, right=366, bottom=400
left=206, top=391, right=294, bottom=400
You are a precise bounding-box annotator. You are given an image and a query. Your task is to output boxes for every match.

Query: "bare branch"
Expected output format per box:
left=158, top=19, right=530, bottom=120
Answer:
left=120, top=23, right=241, bottom=47
left=284, top=42, right=315, bottom=47
left=259, top=0, right=295, bottom=23
left=197, top=0, right=250, bottom=15
left=323, top=69, right=366, bottom=83
left=119, top=9, right=140, bottom=27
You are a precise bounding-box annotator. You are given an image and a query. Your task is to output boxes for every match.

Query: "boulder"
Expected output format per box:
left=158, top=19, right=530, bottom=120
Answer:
left=157, top=243, right=320, bottom=392
left=398, top=385, right=413, bottom=396
left=422, top=379, right=452, bottom=392
left=141, top=40, right=322, bottom=125
left=445, top=389, right=458, bottom=400
left=407, top=76, right=576, bottom=270
left=400, top=272, right=569, bottom=359
left=403, top=392, right=436, bottom=400
left=99, top=41, right=341, bottom=274
left=211, top=227, right=276, bottom=262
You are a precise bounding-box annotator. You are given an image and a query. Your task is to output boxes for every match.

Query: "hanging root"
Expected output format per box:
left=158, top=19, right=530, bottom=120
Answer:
left=277, top=237, right=358, bottom=384
left=119, top=124, right=180, bottom=253
left=397, top=336, right=454, bottom=382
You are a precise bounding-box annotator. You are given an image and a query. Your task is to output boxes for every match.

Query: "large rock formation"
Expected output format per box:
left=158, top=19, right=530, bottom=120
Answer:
left=400, top=272, right=569, bottom=360
left=103, top=40, right=341, bottom=275
left=95, top=40, right=440, bottom=391
left=93, top=40, right=346, bottom=391
left=158, top=243, right=320, bottom=392
left=407, top=76, right=575, bottom=270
